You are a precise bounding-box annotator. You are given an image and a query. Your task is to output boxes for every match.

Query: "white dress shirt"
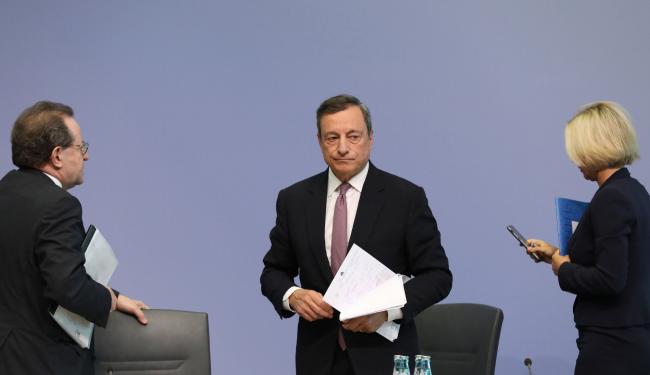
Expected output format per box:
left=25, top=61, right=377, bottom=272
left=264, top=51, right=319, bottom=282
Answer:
left=323, top=163, right=368, bottom=264
left=42, top=172, right=63, bottom=188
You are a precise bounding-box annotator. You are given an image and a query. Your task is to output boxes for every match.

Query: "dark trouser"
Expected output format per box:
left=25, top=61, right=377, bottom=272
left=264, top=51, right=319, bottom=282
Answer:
left=0, top=328, right=94, bottom=375
left=331, top=347, right=355, bottom=375
left=575, top=325, right=650, bottom=375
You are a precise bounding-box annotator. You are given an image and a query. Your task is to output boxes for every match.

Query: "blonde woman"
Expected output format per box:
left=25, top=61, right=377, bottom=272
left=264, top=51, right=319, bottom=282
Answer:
left=528, top=102, right=650, bottom=375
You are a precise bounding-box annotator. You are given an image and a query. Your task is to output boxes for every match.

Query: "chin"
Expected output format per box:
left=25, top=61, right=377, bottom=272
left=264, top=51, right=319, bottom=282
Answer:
left=331, top=169, right=352, bottom=180
left=334, top=171, right=351, bottom=180
left=580, top=171, right=596, bottom=181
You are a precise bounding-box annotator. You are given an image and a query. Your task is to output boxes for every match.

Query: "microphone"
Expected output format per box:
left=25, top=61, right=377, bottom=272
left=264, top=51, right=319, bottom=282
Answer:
left=524, top=357, right=533, bottom=375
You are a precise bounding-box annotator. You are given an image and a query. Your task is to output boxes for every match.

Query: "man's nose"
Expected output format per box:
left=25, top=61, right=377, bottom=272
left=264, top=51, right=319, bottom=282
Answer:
left=337, top=138, right=349, bottom=154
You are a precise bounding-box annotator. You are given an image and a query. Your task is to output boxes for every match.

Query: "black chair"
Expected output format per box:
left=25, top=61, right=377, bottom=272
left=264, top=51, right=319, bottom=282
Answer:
left=415, top=303, right=503, bottom=375
left=94, top=309, right=211, bottom=375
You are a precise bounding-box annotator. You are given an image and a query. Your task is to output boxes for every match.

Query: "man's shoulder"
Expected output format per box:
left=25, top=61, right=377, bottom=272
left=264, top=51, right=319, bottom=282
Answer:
left=369, top=165, right=422, bottom=194
left=1, top=168, right=77, bottom=207
left=279, top=170, right=328, bottom=195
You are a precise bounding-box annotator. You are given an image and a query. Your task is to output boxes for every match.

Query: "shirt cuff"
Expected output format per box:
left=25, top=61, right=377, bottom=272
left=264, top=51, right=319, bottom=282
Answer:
left=282, top=286, right=301, bottom=312
left=386, top=307, right=403, bottom=322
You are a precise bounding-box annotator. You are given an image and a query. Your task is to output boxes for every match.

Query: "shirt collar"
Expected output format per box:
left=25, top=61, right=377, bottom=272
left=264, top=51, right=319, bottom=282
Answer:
left=327, top=162, right=370, bottom=196
left=42, top=172, right=63, bottom=188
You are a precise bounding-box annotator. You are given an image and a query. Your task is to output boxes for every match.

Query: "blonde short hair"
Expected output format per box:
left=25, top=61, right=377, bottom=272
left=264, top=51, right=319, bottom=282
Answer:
left=565, top=101, right=639, bottom=171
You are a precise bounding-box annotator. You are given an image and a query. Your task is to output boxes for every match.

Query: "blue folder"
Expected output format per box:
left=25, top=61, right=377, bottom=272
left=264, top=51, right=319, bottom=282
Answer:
left=555, top=197, right=589, bottom=255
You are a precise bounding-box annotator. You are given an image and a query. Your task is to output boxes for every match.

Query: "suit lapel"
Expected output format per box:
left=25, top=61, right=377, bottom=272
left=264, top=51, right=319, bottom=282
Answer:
left=349, top=163, right=385, bottom=251
left=305, top=170, right=334, bottom=283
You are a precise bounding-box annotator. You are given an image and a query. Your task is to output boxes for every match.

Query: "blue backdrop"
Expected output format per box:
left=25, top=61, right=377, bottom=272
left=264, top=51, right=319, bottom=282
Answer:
left=1, top=1, right=649, bottom=373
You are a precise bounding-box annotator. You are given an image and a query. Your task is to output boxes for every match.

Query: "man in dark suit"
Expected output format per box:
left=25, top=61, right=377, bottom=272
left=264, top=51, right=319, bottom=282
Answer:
left=261, top=94, right=452, bottom=375
left=0, top=101, right=148, bottom=374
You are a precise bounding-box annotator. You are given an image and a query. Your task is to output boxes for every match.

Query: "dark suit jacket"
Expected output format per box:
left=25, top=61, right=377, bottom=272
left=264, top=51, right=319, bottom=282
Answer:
left=558, top=168, right=650, bottom=328
left=261, top=163, right=452, bottom=375
left=0, top=168, right=112, bottom=375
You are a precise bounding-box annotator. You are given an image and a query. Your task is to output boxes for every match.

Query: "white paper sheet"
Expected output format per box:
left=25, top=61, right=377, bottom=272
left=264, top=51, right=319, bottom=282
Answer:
left=323, top=244, right=406, bottom=342
left=338, top=274, right=405, bottom=320
left=376, top=321, right=401, bottom=341
left=50, top=227, right=118, bottom=348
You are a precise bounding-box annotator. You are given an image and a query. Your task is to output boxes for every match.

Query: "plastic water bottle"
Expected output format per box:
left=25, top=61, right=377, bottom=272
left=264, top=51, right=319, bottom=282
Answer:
left=414, top=355, right=423, bottom=375
left=392, top=354, right=410, bottom=375
left=413, top=354, right=432, bottom=375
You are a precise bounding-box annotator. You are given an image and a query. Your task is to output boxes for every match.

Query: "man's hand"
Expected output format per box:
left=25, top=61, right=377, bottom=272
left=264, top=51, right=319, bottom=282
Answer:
left=341, top=311, right=388, bottom=333
left=116, top=294, right=149, bottom=325
left=288, top=289, right=333, bottom=321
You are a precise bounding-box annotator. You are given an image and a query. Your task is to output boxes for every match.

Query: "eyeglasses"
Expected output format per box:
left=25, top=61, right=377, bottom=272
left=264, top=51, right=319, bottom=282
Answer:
left=71, top=141, right=89, bottom=155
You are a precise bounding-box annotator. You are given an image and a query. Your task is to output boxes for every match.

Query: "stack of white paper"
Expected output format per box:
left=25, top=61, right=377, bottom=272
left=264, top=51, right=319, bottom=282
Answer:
left=323, top=244, right=406, bottom=341
left=50, top=227, right=118, bottom=348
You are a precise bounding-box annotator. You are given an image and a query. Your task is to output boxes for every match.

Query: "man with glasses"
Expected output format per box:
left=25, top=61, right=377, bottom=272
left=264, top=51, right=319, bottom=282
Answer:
left=0, top=101, right=148, bottom=374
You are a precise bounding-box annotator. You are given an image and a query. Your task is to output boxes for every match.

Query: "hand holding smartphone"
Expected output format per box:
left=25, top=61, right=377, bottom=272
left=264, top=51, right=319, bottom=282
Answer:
left=506, top=225, right=540, bottom=261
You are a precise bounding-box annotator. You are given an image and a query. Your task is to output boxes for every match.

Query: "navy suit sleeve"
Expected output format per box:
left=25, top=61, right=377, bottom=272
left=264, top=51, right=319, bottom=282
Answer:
left=261, top=190, right=298, bottom=318
left=401, top=187, right=452, bottom=323
left=34, top=194, right=112, bottom=327
left=558, top=188, right=633, bottom=296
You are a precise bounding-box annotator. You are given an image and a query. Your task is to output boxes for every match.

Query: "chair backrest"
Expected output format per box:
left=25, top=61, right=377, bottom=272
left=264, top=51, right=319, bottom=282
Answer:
left=415, top=303, right=503, bottom=375
left=94, top=309, right=211, bottom=375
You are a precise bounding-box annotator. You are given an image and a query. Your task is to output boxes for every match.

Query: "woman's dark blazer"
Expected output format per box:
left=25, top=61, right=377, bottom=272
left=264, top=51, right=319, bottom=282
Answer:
left=558, top=168, right=650, bottom=327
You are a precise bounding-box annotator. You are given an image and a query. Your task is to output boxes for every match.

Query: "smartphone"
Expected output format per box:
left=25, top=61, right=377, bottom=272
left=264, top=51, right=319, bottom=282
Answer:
left=506, top=225, right=540, bottom=261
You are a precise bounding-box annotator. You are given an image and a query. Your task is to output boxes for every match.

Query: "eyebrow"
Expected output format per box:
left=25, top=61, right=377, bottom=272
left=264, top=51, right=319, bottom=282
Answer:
left=324, top=130, right=363, bottom=136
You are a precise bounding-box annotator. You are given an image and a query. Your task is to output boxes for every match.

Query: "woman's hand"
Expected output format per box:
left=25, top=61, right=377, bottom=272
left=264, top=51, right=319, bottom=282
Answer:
left=526, top=239, right=558, bottom=264
left=551, top=252, right=571, bottom=275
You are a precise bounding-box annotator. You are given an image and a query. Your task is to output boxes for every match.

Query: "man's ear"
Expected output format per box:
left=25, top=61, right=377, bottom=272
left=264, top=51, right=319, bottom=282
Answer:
left=50, top=146, right=64, bottom=168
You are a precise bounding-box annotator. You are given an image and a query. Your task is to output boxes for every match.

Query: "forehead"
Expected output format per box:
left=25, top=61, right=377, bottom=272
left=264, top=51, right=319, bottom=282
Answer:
left=320, top=106, right=366, bottom=133
left=62, top=115, right=82, bottom=141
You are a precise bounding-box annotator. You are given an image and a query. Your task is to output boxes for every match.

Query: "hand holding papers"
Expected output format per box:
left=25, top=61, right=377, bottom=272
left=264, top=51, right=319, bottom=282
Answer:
left=323, top=244, right=406, bottom=341
left=50, top=226, right=118, bottom=348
